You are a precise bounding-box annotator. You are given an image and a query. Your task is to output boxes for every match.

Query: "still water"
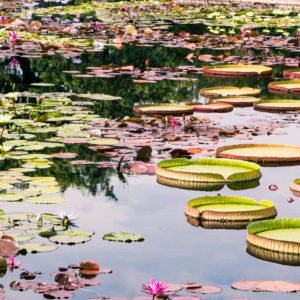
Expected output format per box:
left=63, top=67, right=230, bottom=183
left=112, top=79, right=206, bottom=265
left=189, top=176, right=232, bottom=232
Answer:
left=0, top=42, right=300, bottom=299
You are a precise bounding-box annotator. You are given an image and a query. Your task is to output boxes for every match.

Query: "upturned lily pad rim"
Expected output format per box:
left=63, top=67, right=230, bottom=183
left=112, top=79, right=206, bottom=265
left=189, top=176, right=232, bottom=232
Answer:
left=283, top=69, right=300, bottom=79
left=254, top=100, right=300, bottom=112
left=247, top=219, right=300, bottom=254
left=203, top=65, right=272, bottom=78
left=185, top=195, right=276, bottom=222
left=187, top=216, right=253, bottom=230
left=268, top=80, right=300, bottom=95
left=290, top=178, right=300, bottom=196
left=156, top=158, right=261, bottom=183
left=133, top=103, right=193, bottom=116
left=185, top=102, right=233, bottom=113
left=214, top=96, right=260, bottom=107
left=200, top=86, right=261, bottom=99
left=217, top=143, right=300, bottom=163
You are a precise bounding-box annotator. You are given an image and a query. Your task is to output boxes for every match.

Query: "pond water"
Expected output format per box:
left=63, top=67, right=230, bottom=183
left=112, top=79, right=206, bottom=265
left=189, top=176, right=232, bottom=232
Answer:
left=0, top=11, right=300, bottom=300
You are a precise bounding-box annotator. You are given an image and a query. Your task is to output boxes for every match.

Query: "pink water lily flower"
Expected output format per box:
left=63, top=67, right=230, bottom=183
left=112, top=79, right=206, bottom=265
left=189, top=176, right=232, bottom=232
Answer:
left=241, top=27, right=247, bottom=37
left=7, top=256, right=21, bottom=271
left=142, top=278, right=168, bottom=300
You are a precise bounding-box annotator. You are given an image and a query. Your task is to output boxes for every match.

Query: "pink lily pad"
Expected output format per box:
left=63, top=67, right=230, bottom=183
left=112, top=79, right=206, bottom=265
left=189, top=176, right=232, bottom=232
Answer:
left=130, top=161, right=148, bottom=174
left=186, top=285, right=222, bottom=294
left=63, top=138, right=88, bottom=144
left=165, top=282, right=183, bottom=293
left=51, top=153, right=78, bottom=159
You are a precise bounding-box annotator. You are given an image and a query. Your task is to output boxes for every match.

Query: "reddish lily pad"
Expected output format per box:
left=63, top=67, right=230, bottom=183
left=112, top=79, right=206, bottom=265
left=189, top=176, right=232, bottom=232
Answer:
left=186, top=285, right=222, bottom=294
left=231, top=280, right=300, bottom=292
left=51, top=153, right=78, bottom=159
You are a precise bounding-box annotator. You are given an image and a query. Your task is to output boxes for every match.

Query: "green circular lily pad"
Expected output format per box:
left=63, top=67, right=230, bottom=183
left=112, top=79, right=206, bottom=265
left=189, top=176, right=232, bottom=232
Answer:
left=19, top=242, right=58, bottom=253
left=49, top=229, right=94, bottom=245
left=203, top=65, right=272, bottom=78
left=247, top=219, right=300, bottom=255
left=200, top=86, right=260, bottom=99
left=156, top=158, right=261, bottom=188
left=9, top=232, right=34, bottom=243
left=103, top=232, right=144, bottom=242
left=0, top=193, right=23, bottom=202
left=185, top=196, right=276, bottom=223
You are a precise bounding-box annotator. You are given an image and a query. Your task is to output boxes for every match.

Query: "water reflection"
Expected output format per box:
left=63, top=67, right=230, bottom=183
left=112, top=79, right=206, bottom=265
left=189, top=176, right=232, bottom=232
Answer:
left=247, top=243, right=300, bottom=266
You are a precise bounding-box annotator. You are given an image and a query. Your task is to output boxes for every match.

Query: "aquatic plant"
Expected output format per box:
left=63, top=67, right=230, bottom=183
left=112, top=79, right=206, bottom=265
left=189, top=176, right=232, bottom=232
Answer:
left=142, top=278, right=168, bottom=300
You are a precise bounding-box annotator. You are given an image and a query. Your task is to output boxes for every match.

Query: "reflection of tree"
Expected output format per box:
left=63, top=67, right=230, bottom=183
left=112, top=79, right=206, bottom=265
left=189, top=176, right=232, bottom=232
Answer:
left=0, top=45, right=290, bottom=117
left=32, top=144, right=122, bottom=200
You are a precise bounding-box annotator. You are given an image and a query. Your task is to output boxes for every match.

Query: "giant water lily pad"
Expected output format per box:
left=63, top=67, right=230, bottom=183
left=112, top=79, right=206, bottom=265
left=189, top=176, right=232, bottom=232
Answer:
left=217, top=144, right=300, bottom=164
left=214, top=96, right=260, bottom=107
left=283, top=69, right=300, bottom=79
left=203, top=65, right=272, bottom=78
left=185, top=196, right=276, bottom=223
left=268, top=80, right=300, bottom=95
left=254, top=100, right=300, bottom=112
left=133, top=104, right=193, bottom=116
left=49, top=229, right=94, bottom=245
left=290, top=178, right=300, bottom=197
left=247, top=219, right=300, bottom=256
left=103, top=232, right=144, bottom=242
left=187, top=102, right=233, bottom=113
left=200, top=86, right=260, bottom=99
left=156, top=158, right=261, bottom=189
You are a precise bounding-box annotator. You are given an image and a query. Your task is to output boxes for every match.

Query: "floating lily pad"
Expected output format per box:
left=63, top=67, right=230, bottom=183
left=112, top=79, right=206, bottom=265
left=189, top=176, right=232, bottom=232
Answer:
left=88, top=138, right=119, bottom=146
left=232, top=280, right=300, bottom=293
left=103, top=232, right=144, bottom=243
left=186, top=102, right=233, bottom=113
left=217, top=143, right=300, bottom=164
left=185, top=196, right=276, bottom=224
left=49, top=229, right=94, bottom=245
left=200, top=86, right=260, bottom=99
left=254, top=100, right=300, bottom=112
left=247, top=219, right=300, bottom=256
left=9, top=232, right=34, bottom=243
left=203, top=65, right=272, bottom=78
left=133, top=104, right=193, bottom=116
left=283, top=68, right=300, bottom=79
left=0, top=193, right=23, bottom=202
left=186, top=285, right=222, bottom=294
left=51, top=153, right=78, bottom=159
left=214, top=96, right=260, bottom=107
left=156, top=158, right=261, bottom=189
left=268, top=80, right=300, bottom=95
left=290, top=178, right=300, bottom=197
left=19, top=242, right=58, bottom=253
